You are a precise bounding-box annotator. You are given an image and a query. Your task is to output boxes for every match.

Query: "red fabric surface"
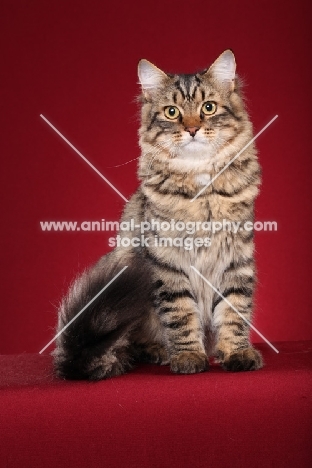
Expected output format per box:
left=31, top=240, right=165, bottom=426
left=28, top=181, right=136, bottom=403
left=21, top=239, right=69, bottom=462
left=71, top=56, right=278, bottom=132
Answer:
left=1, top=0, right=312, bottom=355
left=0, top=341, right=311, bottom=468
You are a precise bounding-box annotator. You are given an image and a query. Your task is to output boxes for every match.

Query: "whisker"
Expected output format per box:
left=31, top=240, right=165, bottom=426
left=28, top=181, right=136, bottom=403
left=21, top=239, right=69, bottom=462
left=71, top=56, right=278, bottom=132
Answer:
left=143, top=140, right=173, bottom=175
left=107, top=138, right=173, bottom=170
left=106, top=156, right=141, bottom=168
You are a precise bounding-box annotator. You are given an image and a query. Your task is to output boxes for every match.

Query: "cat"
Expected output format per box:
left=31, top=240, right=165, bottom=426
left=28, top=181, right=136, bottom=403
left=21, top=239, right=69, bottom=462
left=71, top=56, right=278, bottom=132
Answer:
left=53, top=49, right=263, bottom=380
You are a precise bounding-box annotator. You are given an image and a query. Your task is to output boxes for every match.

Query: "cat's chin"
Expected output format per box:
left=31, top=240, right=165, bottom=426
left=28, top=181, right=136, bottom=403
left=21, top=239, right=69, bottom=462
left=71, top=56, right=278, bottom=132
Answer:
left=176, top=140, right=215, bottom=160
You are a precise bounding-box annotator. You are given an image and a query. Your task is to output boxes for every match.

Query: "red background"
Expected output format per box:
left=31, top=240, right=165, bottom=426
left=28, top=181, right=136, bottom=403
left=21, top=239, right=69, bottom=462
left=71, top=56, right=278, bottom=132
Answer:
left=1, top=0, right=311, bottom=354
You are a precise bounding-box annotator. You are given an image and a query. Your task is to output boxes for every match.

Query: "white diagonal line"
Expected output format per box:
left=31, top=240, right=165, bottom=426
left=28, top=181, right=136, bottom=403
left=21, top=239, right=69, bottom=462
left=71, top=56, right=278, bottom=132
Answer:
left=40, top=114, right=129, bottom=203
left=39, top=266, right=128, bottom=354
left=191, top=115, right=278, bottom=202
left=191, top=266, right=279, bottom=353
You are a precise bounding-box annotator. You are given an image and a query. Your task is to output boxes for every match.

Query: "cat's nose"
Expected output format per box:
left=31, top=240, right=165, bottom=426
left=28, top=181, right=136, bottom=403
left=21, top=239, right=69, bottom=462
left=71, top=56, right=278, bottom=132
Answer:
left=185, top=126, right=199, bottom=137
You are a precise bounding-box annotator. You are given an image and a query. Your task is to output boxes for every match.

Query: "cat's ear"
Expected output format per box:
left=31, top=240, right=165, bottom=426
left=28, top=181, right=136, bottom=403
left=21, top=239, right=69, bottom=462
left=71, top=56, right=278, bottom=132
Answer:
left=138, top=59, right=167, bottom=98
left=206, top=50, right=236, bottom=91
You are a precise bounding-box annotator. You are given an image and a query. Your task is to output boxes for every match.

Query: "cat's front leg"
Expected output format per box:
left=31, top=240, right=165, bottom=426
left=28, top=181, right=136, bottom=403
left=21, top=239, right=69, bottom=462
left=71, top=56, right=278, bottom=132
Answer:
left=212, top=259, right=263, bottom=372
left=154, top=272, right=208, bottom=374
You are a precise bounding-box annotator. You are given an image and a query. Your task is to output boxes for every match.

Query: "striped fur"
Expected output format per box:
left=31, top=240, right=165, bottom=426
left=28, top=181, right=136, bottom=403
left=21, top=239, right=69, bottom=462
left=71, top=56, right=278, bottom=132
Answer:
left=54, top=50, right=263, bottom=379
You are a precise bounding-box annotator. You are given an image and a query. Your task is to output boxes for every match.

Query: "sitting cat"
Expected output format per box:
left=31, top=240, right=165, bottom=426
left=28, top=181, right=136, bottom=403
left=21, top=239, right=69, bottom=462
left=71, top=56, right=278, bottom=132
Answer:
left=54, top=50, right=263, bottom=380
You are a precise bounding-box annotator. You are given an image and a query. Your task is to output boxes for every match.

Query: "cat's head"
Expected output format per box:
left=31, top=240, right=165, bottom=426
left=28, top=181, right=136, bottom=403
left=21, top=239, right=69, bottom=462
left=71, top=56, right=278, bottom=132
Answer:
left=138, top=50, right=252, bottom=174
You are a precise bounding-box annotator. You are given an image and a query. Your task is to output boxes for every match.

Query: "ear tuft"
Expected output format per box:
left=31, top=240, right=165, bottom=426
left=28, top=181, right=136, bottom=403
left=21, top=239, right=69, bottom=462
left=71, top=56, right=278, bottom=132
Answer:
left=138, top=59, right=167, bottom=91
left=208, top=50, right=236, bottom=89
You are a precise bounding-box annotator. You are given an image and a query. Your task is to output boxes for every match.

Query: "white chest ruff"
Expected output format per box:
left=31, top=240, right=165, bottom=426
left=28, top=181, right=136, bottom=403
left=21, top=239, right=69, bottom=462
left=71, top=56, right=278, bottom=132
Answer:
left=194, top=173, right=211, bottom=186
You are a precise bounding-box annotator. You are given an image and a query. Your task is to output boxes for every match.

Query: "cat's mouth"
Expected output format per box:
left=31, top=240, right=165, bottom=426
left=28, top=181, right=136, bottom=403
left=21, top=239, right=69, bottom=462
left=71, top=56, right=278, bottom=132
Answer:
left=187, top=138, right=206, bottom=145
left=182, top=130, right=209, bottom=144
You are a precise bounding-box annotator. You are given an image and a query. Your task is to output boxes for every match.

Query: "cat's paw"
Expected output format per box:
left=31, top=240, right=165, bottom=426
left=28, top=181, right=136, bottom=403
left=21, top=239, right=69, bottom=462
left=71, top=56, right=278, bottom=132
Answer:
left=221, top=347, right=263, bottom=372
left=135, top=342, right=169, bottom=365
left=87, top=352, right=132, bottom=380
left=170, top=351, right=208, bottom=374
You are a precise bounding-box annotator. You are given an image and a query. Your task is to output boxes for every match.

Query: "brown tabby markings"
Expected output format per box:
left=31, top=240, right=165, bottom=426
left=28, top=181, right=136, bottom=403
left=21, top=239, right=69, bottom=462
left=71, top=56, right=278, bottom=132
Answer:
left=54, top=50, right=263, bottom=380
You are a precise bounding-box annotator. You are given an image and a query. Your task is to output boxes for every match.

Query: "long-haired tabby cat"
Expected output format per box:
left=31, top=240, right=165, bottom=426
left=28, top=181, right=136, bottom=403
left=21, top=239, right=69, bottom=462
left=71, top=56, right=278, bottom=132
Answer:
left=54, top=50, right=263, bottom=380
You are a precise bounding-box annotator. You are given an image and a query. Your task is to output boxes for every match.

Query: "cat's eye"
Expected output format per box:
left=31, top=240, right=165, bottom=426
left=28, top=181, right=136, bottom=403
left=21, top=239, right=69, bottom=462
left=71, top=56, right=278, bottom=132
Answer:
left=201, top=101, right=217, bottom=115
left=164, top=106, right=180, bottom=120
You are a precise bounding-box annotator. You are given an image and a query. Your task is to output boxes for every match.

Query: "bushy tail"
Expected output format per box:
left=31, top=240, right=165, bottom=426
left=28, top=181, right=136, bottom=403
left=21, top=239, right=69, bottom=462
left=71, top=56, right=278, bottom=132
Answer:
left=53, top=251, right=153, bottom=380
